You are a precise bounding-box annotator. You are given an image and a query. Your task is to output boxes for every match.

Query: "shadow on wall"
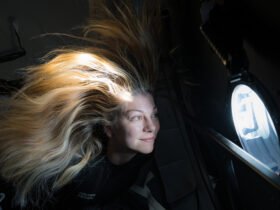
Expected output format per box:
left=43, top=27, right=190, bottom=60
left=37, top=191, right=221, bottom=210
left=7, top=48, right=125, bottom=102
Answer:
left=0, top=0, right=89, bottom=80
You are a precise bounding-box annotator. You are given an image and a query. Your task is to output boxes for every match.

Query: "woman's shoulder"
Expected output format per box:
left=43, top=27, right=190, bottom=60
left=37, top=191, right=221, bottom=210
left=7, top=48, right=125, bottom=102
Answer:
left=51, top=154, right=112, bottom=208
left=71, top=154, right=111, bottom=190
left=72, top=153, right=153, bottom=192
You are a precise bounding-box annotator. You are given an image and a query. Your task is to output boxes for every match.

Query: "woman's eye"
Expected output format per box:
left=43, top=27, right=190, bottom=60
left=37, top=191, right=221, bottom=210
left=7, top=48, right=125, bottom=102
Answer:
left=130, top=115, right=143, bottom=121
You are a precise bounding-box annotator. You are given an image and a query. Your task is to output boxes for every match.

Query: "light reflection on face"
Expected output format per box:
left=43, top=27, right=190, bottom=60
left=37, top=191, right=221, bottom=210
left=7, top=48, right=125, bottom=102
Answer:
left=106, top=93, right=160, bottom=164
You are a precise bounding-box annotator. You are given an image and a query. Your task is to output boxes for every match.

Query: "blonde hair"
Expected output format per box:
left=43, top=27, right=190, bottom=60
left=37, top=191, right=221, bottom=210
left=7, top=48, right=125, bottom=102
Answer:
left=0, top=50, right=136, bottom=206
left=0, top=0, right=160, bottom=207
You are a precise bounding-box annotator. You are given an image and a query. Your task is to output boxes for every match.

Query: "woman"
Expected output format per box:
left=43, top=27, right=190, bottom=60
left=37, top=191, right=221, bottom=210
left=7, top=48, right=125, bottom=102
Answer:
left=0, top=0, right=162, bottom=209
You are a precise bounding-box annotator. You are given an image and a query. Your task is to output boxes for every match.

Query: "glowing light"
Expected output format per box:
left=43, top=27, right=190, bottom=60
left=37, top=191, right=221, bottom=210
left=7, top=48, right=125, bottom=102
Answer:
left=231, top=84, right=280, bottom=173
left=231, top=85, right=272, bottom=140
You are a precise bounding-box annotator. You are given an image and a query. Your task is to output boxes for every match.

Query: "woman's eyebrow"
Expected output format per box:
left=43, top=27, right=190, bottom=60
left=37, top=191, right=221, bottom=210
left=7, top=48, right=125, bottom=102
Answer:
left=125, top=109, right=143, bottom=114
left=125, top=107, right=157, bottom=114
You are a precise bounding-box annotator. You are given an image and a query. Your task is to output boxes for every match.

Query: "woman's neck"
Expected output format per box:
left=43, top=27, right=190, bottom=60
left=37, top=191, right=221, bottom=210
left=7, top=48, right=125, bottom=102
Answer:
left=106, top=148, right=137, bottom=165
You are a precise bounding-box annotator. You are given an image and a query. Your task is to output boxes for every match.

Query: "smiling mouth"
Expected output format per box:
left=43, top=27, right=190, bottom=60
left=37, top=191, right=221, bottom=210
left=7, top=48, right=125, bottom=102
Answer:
left=140, top=137, right=155, bottom=142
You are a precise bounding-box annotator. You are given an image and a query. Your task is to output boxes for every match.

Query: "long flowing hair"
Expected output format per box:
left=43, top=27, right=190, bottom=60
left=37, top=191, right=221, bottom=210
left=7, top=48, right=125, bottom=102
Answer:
left=85, top=0, right=161, bottom=89
left=0, top=0, right=160, bottom=207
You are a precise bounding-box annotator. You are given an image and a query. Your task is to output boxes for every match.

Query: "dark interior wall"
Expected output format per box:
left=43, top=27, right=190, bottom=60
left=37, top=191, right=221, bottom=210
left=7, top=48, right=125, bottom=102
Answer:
left=164, top=0, right=231, bottom=132
left=0, top=0, right=89, bottom=80
left=165, top=0, right=280, bottom=136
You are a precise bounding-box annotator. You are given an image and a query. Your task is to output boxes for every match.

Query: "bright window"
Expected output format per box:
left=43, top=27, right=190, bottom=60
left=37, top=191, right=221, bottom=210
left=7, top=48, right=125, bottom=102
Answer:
left=231, top=84, right=280, bottom=174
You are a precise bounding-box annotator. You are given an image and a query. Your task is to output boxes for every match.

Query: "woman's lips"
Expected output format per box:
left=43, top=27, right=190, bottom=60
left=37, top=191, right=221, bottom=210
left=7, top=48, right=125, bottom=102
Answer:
left=140, top=137, right=155, bottom=142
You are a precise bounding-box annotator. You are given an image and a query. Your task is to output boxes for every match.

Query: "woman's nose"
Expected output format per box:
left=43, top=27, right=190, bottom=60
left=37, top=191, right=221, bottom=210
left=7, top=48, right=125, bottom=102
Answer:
left=143, top=118, right=156, bottom=132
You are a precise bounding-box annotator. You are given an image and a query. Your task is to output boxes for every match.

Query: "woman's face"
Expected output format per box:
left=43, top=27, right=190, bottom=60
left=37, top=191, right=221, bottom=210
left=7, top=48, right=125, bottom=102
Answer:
left=106, top=93, right=160, bottom=163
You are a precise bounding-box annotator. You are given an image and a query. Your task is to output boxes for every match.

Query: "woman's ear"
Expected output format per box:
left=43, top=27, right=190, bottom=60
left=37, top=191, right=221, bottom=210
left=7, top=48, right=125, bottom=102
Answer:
left=104, top=126, right=112, bottom=138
